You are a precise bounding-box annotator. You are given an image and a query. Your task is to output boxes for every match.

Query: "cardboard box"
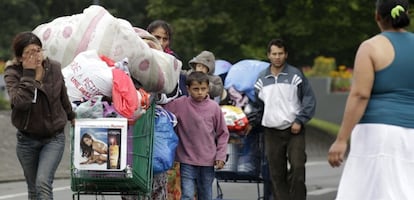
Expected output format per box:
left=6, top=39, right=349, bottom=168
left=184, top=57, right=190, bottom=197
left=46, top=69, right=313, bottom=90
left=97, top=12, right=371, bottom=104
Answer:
left=73, top=118, right=128, bottom=171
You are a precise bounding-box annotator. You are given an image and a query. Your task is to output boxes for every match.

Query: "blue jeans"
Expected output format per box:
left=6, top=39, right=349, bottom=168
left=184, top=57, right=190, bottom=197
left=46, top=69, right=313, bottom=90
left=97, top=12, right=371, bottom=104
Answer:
left=16, top=131, right=65, bottom=200
left=180, top=163, right=215, bottom=200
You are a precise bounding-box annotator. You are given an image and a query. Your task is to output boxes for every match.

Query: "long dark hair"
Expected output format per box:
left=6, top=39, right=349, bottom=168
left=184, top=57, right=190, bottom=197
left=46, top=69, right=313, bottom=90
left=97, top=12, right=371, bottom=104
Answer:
left=80, top=133, right=94, bottom=158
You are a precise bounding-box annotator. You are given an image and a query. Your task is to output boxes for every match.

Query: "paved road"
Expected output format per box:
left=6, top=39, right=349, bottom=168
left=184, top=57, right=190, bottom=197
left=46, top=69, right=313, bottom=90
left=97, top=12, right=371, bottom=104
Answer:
left=0, top=110, right=342, bottom=199
left=0, top=159, right=342, bottom=200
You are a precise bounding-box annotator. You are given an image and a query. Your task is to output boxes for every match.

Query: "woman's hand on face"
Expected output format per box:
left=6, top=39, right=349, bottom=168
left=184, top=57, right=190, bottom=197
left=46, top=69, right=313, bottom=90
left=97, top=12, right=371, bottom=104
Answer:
left=22, top=55, right=37, bottom=69
left=21, top=45, right=43, bottom=70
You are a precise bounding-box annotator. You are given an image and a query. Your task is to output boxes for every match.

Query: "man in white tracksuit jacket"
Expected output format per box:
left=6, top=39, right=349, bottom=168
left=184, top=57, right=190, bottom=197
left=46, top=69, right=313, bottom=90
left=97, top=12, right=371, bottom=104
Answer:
left=254, top=38, right=316, bottom=200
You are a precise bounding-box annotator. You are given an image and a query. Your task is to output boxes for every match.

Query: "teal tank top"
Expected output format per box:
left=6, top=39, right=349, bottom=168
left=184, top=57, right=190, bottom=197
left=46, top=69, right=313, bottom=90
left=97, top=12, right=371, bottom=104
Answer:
left=360, top=32, right=414, bottom=128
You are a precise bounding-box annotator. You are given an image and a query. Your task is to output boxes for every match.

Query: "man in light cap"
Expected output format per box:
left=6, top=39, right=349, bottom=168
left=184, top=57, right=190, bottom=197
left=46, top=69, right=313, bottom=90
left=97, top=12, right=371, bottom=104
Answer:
left=188, top=50, right=224, bottom=101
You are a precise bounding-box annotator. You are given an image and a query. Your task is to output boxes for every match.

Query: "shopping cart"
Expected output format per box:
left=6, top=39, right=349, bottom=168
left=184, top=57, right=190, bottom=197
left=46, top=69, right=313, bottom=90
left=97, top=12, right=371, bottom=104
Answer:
left=215, top=127, right=271, bottom=200
left=70, top=103, right=155, bottom=200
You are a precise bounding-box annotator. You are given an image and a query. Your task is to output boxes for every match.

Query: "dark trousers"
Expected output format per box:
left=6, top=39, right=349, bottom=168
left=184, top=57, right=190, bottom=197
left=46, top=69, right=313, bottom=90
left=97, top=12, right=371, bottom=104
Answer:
left=264, top=127, right=306, bottom=200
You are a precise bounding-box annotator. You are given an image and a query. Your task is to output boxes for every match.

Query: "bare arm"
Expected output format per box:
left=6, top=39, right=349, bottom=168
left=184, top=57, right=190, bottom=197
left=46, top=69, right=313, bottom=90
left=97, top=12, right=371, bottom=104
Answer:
left=328, top=40, right=375, bottom=167
left=93, top=141, right=108, bottom=154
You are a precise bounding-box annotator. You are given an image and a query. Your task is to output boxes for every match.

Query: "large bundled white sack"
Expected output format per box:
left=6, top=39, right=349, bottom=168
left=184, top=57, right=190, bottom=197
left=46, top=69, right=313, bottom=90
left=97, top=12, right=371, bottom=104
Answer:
left=33, top=5, right=181, bottom=93
left=62, top=50, right=113, bottom=102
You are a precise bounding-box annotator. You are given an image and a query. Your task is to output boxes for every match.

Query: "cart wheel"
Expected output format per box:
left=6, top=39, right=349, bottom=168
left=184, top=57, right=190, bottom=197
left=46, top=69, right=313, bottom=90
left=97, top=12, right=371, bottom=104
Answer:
left=72, top=192, right=80, bottom=200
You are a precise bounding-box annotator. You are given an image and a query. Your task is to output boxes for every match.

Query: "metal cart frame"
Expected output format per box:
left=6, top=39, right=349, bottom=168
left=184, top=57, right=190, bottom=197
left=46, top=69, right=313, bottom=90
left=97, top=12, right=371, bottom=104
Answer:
left=215, top=127, right=271, bottom=200
left=70, top=104, right=155, bottom=200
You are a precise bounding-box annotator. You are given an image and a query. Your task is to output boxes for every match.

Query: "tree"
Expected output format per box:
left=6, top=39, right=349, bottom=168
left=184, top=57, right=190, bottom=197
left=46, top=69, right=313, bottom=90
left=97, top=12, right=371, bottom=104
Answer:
left=278, top=0, right=378, bottom=67
left=146, top=0, right=283, bottom=66
left=1, top=0, right=414, bottom=69
left=0, top=1, right=43, bottom=60
left=145, top=0, right=401, bottom=68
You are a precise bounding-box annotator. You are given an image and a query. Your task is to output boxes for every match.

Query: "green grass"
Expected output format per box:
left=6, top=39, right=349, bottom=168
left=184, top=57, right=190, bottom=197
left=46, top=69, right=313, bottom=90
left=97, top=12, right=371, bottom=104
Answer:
left=308, top=118, right=340, bottom=136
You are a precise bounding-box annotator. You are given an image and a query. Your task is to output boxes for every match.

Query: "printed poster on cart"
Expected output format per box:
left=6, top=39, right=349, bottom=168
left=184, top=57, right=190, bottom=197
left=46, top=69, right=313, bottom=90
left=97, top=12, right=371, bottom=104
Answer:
left=73, top=118, right=128, bottom=171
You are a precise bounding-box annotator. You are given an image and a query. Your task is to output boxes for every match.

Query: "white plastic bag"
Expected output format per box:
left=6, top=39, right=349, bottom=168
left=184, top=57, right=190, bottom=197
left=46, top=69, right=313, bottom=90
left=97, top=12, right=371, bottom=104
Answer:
left=62, top=50, right=113, bottom=102
left=75, top=95, right=104, bottom=118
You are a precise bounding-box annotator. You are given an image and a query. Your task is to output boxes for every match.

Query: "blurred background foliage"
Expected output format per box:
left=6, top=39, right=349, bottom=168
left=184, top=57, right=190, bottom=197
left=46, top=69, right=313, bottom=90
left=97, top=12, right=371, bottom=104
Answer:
left=1, top=0, right=414, bottom=69
left=1, top=0, right=414, bottom=112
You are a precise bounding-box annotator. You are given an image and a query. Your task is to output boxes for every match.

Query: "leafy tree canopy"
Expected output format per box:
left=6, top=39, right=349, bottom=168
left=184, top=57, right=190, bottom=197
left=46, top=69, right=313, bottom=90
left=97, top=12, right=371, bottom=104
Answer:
left=1, top=0, right=414, bottom=69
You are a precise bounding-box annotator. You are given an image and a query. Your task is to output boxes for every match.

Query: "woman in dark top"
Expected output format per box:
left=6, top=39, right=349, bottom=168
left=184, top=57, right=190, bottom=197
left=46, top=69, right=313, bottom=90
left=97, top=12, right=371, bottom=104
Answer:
left=4, top=31, right=75, bottom=199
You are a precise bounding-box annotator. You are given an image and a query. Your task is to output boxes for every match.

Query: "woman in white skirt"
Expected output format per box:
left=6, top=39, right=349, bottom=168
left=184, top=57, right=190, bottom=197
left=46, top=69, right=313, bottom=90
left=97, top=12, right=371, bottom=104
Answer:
left=328, top=0, right=414, bottom=199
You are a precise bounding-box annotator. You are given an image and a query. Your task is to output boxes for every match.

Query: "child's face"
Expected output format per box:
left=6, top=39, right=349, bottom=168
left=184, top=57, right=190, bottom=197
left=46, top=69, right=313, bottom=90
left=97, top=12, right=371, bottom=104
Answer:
left=187, top=81, right=209, bottom=102
left=194, top=63, right=209, bottom=74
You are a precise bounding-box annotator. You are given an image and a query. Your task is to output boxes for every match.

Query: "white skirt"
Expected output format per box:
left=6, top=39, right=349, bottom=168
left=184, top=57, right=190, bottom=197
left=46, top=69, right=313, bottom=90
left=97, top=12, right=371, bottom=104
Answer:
left=336, top=123, right=414, bottom=200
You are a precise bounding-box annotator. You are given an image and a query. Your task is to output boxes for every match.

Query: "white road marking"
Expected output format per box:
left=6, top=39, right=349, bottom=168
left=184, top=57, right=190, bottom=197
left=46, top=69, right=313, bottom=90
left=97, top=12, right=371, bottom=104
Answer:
left=0, top=192, right=27, bottom=200
left=0, top=162, right=334, bottom=199
left=0, top=186, right=70, bottom=199
left=308, top=187, right=337, bottom=195
left=54, top=186, right=71, bottom=191
left=306, top=161, right=328, bottom=166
